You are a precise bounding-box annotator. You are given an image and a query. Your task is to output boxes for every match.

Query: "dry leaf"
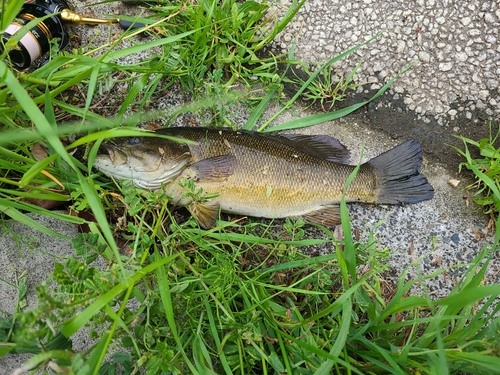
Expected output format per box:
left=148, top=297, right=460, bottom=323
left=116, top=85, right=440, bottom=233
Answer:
left=31, top=143, right=48, bottom=161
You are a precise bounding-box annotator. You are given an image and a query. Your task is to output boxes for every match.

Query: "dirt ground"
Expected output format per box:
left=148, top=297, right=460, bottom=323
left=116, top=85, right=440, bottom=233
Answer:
left=358, top=93, right=495, bottom=168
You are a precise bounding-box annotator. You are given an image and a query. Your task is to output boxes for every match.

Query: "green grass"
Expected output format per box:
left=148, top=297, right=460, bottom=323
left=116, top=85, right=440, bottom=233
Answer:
left=1, top=0, right=500, bottom=373
left=453, top=125, right=500, bottom=218
left=4, top=188, right=500, bottom=374
left=290, top=60, right=364, bottom=112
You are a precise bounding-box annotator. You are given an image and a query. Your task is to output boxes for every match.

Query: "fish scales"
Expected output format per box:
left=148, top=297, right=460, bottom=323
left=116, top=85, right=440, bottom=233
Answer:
left=94, top=127, right=434, bottom=228
left=163, top=128, right=376, bottom=214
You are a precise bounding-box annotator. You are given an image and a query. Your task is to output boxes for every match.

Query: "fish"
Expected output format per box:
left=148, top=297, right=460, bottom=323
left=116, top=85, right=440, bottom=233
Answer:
left=94, top=127, right=434, bottom=228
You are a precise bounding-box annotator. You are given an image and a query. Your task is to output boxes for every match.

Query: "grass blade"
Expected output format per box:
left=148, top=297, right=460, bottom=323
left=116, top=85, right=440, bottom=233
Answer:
left=60, top=254, right=179, bottom=337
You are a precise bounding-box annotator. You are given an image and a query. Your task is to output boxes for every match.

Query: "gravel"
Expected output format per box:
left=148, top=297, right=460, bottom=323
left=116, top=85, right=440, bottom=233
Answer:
left=272, top=0, right=500, bottom=125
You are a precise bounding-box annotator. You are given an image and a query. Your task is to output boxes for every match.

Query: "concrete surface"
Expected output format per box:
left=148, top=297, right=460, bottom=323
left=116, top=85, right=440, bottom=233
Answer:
left=274, top=0, right=500, bottom=125
left=1, top=0, right=499, bottom=372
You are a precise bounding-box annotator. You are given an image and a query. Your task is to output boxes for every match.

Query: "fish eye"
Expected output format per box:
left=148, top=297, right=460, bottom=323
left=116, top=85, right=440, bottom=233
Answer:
left=128, top=137, right=141, bottom=145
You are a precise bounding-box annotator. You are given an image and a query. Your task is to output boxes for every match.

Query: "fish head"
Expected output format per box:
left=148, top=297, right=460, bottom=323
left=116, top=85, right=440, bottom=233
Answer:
left=94, top=135, right=192, bottom=190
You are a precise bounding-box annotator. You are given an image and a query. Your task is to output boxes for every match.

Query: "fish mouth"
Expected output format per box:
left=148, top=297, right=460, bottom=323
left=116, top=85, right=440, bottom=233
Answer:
left=100, top=141, right=161, bottom=173
left=96, top=140, right=129, bottom=167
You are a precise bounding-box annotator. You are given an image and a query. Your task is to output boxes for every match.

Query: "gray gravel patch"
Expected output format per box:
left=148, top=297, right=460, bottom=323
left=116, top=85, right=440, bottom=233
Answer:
left=272, top=0, right=500, bottom=125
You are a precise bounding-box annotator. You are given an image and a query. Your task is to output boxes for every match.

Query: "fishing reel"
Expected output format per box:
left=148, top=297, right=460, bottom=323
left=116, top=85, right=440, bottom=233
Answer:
left=1, top=0, right=139, bottom=69
left=2, top=0, right=71, bottom=69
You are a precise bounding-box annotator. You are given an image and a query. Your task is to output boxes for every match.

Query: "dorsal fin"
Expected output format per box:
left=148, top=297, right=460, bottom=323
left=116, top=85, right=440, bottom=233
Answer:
left=273, top=134, right=350, bottom=163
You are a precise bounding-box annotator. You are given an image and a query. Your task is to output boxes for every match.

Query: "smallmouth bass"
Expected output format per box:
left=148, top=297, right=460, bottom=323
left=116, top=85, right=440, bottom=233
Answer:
left=94, top=127, right=434, bottom=228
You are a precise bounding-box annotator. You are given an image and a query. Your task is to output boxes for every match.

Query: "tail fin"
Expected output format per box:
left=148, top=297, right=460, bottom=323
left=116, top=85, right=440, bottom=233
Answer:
left=367, top=140, right=434, bottom=204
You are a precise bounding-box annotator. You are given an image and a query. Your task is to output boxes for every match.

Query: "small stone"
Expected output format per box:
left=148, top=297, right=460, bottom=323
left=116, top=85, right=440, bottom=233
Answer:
left=448, top=109, right=457, bottom=116
left=460, top=17, right=471, bottom=26
left=478, top=90, right=489, bottom=101
left=418, top=51, right=430, bottom=62
left=476, top=100, right=486, bottom=109
left=448, top=179, right=460, bottom=188
left=393, top=85, right=405, bottom=94
left=439, top=62, right=453, bottom=71
left=397, top=40, right=406, bottom=53
left=468, top=29, right=481, bottom=37
left=404, top=97, right=414, bottom=106
left=484, top=13, right=495, bottom=23
left=485, top=35, right=497, bottom=44
left=436, top=16, right=446, bottom=24
left=456, top=52, right=468, bottom=62
left=402, top=27, right=413, bottom=36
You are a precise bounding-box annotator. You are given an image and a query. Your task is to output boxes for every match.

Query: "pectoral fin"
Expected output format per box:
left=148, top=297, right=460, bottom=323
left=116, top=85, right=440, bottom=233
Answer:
left=188, top=201, right=220, bottom=229
left=189, top=155, right=237, bottom=181
left=302, top=205, right=341, bottom=226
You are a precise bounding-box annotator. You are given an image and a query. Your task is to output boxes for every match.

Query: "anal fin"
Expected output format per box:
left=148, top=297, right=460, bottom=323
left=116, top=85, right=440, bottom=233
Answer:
left=188, top=201, right=220, bottom=229
left=302, top=205, right=341, bottom=226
